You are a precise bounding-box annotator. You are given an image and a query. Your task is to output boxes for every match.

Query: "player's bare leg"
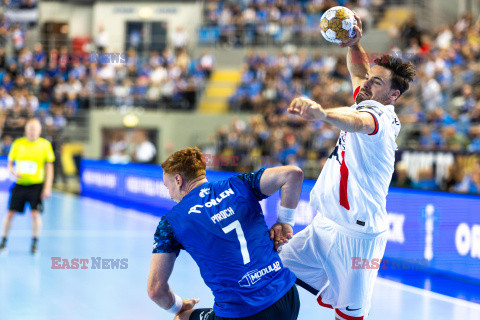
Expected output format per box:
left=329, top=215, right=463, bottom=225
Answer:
left=31, top=210, right=42, bottom=254
left=0, top=210, right=15, bottom=251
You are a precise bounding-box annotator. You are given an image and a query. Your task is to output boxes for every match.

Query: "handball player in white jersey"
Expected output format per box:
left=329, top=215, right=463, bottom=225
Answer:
left=277, top=14, right=416, bottom=320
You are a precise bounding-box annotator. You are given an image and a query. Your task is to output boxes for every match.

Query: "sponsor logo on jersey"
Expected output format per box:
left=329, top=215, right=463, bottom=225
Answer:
left=204, top=188, right=235, bottom=207
left=199, top=188, right=210, bottom=198
left=211, top=207, right=235, bottom=224
left=199, top=309, right=214, bottom=320
left=188, top=188, right=235, bottom=214
left=188, top=204, right=203, bottom=214
left=238, top=261, right=281, bottom=287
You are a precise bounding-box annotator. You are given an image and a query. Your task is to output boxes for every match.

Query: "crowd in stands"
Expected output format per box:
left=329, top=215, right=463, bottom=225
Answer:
left=214, top=13, right=480, bottom=194
left=2, top=0, right=37, bottom=9
left=0, top=21, right=214, bottom=157
left=200, top=0, right=378, bottom=46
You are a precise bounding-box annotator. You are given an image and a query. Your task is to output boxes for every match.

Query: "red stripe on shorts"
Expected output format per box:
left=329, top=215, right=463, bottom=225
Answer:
left=336, top=309, right=364, bottom=320
left=317, top=295, right=333, bottom=309
left=339, top=150, right=350, bottom=210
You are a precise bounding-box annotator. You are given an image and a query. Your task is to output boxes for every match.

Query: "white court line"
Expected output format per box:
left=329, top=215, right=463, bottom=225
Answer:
left=377, top=278, right=480, bottom=310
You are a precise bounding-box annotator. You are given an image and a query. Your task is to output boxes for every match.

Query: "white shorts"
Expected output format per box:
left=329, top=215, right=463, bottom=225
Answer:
left=279, top=215, right=387, bottom=320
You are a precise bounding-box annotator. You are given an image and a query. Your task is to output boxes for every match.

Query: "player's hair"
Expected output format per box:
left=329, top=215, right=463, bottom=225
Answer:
left=161, top=147, right=206, bottom=182
left=374, top=55, right=416, bottom=96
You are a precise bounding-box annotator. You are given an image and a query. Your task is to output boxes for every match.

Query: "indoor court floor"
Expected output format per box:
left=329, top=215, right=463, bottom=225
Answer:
left=1, top=191, right=479, bottom=320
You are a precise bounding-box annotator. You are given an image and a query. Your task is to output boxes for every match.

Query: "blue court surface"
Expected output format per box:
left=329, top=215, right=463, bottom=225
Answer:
left=1, top=191, right=479, bottom=320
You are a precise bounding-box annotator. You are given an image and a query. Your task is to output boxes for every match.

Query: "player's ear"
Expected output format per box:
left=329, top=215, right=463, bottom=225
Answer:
left=390, top=89, right=401, bottom=102
left=175, top=174, right=183, bottom=187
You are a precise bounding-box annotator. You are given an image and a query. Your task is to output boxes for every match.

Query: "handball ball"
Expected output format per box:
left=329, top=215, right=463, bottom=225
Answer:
left=320, top=6, right=357, bottom=44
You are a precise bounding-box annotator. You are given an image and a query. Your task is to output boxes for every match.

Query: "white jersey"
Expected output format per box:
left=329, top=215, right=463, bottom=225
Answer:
left=310, top=99, right=401, bottom=233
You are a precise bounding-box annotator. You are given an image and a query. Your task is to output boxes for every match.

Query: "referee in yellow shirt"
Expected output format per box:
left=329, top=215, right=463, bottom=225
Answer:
left=0, top=118, right=55, bottom=254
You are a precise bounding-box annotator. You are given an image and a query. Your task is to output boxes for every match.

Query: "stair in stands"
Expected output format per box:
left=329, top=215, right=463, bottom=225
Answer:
left=377, top=7, right=415, bottom=30
left=199, top=69, right=241, bottom=113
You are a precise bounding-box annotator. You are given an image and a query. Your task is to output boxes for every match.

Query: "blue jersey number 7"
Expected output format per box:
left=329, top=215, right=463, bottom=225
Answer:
left=222, top=220, right=251, bottom=264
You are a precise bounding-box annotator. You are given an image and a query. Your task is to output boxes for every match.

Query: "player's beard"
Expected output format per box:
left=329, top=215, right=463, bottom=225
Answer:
left=355, top=89, right=371, bottom=103
left=356, top=90, right=390, bottom=105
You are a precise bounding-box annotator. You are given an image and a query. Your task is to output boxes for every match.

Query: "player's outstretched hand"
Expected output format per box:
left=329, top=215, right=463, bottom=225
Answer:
left=340, top=12, right=363, bottom=48
left=176, top=298, right=200, bottom=315
left=270, top=223, right=293, bottom=251
left=288, top=97, right=326, bottom=121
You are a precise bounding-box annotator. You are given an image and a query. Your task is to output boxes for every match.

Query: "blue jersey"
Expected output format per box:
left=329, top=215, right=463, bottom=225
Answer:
left=153, top=169, right=296, bottom=318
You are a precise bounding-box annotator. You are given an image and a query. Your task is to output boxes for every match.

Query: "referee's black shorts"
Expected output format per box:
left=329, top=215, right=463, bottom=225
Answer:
left=8, top=183, right=44, bottom=213
left=189, top=284, right=300, bottom=320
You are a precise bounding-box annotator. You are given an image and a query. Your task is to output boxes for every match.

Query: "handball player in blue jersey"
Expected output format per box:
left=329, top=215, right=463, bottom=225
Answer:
left=147, top=147, right=303, bottom=320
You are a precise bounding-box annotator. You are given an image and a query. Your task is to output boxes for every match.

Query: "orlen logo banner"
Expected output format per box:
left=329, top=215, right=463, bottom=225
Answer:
left=385, top=187, right=480, bottom=281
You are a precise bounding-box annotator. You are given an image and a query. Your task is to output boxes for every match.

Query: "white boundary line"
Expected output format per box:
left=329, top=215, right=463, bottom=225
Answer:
left=377, top=278, right=480, bottom=310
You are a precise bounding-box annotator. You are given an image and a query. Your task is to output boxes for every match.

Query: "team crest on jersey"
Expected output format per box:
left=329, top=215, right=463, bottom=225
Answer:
left=199, top=188, right=210, bottom=198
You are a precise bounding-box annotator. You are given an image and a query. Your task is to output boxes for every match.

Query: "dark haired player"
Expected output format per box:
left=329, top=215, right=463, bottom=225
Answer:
left=276, top=13, right=416, bottom=320
left=147, top=147, right=303, bottom=320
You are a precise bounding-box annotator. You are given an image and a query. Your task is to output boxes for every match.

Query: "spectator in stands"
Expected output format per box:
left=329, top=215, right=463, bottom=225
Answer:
left=0, top=14, right=8, bottom=47
left=11, top=24, right=24, bottom=56
left=132, top=130, right=156, bottom=164
left=455, top=161, right=480, bottom=194
left=170, top=26, right=189, bottom=54
left=412, top=168, right=439, bottom=191
left=0, top=133, right=12, bottom=155
left=95, top=25, right=109, bottom=52
left=392, top=161, right=412, bottom=188
left=400, top=16, right=422, bottom=49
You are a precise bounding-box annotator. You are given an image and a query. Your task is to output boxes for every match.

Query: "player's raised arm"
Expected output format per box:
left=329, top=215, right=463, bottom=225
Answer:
left=343, top=13, right=370, bottom=91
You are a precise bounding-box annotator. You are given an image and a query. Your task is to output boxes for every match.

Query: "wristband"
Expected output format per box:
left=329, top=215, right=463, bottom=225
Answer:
left=166, top=294, right=183, bottom=314
left=277, top=206, right=296, bottom=227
